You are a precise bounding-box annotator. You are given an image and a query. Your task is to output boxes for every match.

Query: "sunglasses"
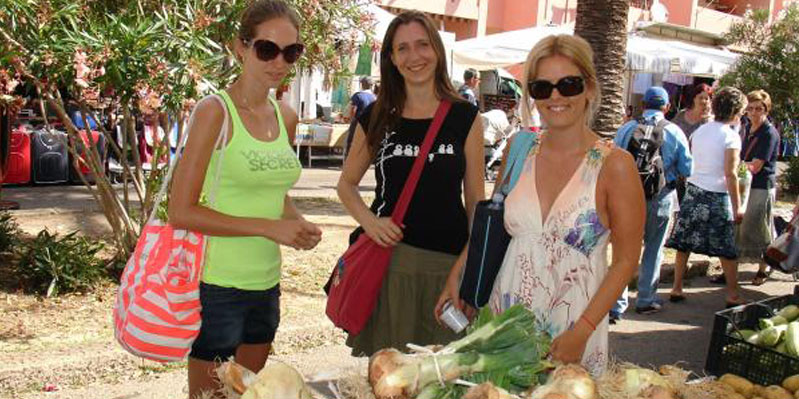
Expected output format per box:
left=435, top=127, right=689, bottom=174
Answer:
left=528, top=76, right=585, bottom=100
left=247, top=39, right=304, bottom=64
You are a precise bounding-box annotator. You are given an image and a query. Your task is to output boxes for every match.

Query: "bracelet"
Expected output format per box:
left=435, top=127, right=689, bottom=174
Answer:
left=579, top=315, right=597, bottom=331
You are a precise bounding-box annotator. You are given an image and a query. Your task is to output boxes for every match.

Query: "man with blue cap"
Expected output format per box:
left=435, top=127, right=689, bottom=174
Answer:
left=610, top=86, right=693, bottom=321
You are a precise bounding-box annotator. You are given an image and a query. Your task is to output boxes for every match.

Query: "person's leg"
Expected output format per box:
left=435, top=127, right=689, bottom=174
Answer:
left=235, top=343, right=271, bottom=373
left=188, top=284, right=245, bottom=399
left=671, top=251, right=690, bottom=297
left=189, top=358, right=223, bottom=399
left=237, top=284, right=281, bottom=372
left=753, top=188, right=777, bottom=285
left=753, top=262, right=770, bottom=286
left=636, top=196, right=672, bottom=310
left=721, top=257, right=745, bottom=304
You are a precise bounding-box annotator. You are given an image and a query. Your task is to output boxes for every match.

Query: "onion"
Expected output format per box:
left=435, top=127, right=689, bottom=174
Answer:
left=240, top=361, right=312, bottom=399
left=529, top=364, right=598, bottom=399
left=463, top=382, right=515, bottom=399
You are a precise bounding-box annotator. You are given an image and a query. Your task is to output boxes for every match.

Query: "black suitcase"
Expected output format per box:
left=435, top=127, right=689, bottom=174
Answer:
left=32, top=128, right=69, bottom=184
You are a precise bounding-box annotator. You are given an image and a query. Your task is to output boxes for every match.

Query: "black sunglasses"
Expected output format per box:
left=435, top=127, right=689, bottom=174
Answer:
left=528, top=76, right=585, bottom=100
left=247, top=39, right=304, bottom=64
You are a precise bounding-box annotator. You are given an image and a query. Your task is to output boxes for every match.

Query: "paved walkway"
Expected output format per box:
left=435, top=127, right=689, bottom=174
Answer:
left=2, top=162, right=375, bottom=213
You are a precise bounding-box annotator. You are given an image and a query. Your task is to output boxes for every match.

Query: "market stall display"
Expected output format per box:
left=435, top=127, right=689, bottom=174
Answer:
left=294, top=123, right=348, bottom=167
left=209, top=301, right=799, bottom=399
left=367, top=305, right=552, bottom=399
left=218, top=360, right=313, bottom=399
left=706, top=286, right=799, bottom=386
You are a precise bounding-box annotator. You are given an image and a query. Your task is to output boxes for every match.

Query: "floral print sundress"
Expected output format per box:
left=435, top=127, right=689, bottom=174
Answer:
left=489, top=133, right=613, bottom=376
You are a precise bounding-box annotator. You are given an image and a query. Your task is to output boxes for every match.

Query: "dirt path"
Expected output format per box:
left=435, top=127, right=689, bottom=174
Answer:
left=1, top=199, right=363, bottom=399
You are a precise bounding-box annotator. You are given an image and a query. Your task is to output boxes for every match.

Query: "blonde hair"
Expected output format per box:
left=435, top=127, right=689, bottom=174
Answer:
left=521, top=34, right=601, bottom=129
left=747, top=89, right=772, bottom=113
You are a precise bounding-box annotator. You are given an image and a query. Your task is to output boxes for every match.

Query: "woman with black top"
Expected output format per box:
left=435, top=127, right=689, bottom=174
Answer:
left=336, top=11, right=484, bottom=355
left=738, top=89, right=780, bottom=286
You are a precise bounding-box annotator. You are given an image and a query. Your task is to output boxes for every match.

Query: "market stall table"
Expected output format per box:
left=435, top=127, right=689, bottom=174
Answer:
left=294, top=123, right=348, bottom=167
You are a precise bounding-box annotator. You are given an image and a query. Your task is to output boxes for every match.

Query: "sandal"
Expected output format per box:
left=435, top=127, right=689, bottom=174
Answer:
left=669, top=294, right=686, bottom=303
left=752, top=270, right=768, bottom=286
left=725, top=296, right=750, bottom=308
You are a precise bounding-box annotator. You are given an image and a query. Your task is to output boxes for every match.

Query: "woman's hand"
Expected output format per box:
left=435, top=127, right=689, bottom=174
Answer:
left=733, top=209, right=745, bottom=224
left=434, top=273, right=474, bottom=324
left=266, top=220, right=322, bottom=250
left=549, top=322, right=592, bottom=365
left=363, top=217, right=403, bottom=247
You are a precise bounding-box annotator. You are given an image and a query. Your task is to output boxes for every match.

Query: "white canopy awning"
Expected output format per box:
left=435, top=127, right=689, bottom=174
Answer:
left=451, top=27, right=740, bottom=77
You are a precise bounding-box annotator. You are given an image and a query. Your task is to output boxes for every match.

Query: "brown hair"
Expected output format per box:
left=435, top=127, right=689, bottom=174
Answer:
left=520, top=34, right=601, bottom=129
left=684, top=83, right=712, bottom=110
left=365, top=11, right=463, bottom=155
left=238, top=0, right=300, bottom=43
left=712, top=87, right=748, bottom=123
left=747, top=89, right=772, bottom=113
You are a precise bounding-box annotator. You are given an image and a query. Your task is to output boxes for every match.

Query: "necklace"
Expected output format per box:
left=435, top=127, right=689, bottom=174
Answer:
left=238, top=91, right=260, bottom=114
left=232, top=85, right=276, bottom=140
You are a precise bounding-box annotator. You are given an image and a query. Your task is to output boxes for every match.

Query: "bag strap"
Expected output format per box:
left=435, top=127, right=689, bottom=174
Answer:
left=744, top=135, right=760, bottom=162
left=149, top=94, right=229, bottom=223
left=390, top=100, right=452, bottom=224
left=498, top=129, right=537, bottom=196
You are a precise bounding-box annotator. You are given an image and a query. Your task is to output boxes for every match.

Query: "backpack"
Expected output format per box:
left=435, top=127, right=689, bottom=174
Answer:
left=627, top=117, right=669, bottom=200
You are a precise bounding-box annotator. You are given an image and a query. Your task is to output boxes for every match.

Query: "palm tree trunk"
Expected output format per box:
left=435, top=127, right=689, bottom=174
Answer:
left=575, top=0, right=629, bottom=137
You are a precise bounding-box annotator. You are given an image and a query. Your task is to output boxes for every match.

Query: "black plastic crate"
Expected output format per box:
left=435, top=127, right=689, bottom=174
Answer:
left=706, top=286, right=799, bottom=386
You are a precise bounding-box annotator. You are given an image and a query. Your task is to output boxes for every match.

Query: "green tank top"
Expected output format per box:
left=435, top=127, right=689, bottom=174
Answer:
left=201, top=91, right=301, bottom=290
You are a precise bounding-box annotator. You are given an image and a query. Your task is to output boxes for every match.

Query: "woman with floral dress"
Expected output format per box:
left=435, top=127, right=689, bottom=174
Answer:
left=448, top=35, right=645, bottom=375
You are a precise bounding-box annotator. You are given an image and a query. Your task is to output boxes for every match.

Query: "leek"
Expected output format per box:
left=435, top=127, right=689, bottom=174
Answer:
left=368, top=305, right=552, bottom=399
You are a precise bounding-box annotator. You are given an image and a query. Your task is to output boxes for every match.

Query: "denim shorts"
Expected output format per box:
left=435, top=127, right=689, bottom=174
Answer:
left=189, top=282, right=281, bottom=362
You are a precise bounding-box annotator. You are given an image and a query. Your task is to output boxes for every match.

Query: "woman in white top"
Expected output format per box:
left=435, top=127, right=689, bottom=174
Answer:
left=666, top=87, right=748, bottom=308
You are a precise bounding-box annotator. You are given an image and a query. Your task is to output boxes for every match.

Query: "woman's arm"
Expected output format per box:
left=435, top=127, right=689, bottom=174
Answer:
left=278, top=102, right=322, bottom=246
left=549, top=148, right=645, bottom=364
left=336, top=123, right=403, bottom=247
left=168, top=97, right=319, bottom=250
left=435, top=115, right=486, bottom=319
left=747, top=159, right=765, bottom=175
left=725, top=148, right=743, bottom=223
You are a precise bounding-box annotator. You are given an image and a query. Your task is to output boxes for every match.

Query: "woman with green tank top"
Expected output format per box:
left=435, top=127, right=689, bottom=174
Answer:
left=167, top=2, right=321, bottom=398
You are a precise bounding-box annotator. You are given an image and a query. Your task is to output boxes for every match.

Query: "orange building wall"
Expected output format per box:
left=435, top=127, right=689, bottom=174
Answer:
left=381, top=0, right=769, bottom=39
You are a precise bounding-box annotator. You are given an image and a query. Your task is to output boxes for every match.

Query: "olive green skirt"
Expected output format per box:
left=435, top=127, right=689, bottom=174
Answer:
left=346, top=242, right=463, bottom=357
left=736, top=188, right=776, bottom=262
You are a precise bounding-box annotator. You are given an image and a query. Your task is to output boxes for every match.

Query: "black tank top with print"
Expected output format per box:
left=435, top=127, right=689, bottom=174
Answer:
left=354, top=101, right=478, bottom=255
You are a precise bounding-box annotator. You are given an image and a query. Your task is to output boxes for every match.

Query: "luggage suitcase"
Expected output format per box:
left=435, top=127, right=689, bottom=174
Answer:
left=4, top=126, right=32, bottom=185
left=138, top=125, right=168, bottom=167
left=32, top=128, right=69, bottom=184
left=69, top=130, right=106, bottom=184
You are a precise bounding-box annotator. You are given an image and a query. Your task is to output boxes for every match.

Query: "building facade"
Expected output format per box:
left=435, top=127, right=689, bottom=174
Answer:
left=377, top=0, right=795, bottom=38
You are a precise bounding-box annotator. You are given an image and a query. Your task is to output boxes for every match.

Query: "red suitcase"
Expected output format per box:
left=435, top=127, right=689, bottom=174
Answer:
left=5, top=126, right=32, bottom=185
left=69, top=130, right=106, bottom=184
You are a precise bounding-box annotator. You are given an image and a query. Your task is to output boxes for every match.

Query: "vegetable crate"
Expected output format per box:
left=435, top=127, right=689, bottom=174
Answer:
left=706, top=286, right=799, bottom=386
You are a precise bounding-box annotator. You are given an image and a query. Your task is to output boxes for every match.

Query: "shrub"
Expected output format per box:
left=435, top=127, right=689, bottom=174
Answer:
left=781, top=155, right=799, bottom=194
left=16, top=230, right=107, bottom=297
left=0, top=211, right=21, bottom=253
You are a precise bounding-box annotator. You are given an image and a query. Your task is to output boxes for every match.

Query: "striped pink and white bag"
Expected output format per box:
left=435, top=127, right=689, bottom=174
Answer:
left=114, top=95, right=228, bottom=362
